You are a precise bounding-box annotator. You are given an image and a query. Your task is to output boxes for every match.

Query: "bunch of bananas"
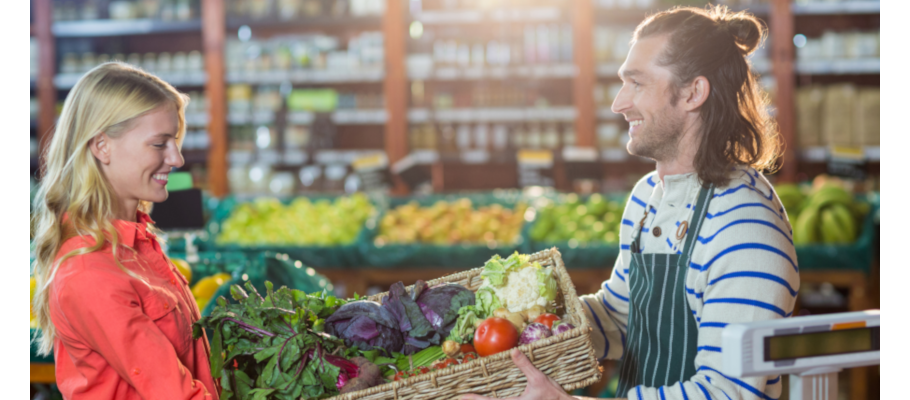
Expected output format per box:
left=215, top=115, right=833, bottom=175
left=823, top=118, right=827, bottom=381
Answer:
left=790, top=182, right=870, bottom=245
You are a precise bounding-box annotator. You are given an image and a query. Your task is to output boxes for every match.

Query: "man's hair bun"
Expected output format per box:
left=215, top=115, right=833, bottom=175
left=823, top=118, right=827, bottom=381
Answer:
left=720, top=13, right=764, bottom=56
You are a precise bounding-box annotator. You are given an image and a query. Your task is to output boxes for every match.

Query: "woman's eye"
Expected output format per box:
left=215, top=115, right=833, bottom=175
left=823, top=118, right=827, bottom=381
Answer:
left=153, top=143, right=166, bottom=148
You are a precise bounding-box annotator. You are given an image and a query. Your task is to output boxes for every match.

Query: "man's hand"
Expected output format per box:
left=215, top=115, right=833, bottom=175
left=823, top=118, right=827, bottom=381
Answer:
left=460, top=348, right=574, bottom=400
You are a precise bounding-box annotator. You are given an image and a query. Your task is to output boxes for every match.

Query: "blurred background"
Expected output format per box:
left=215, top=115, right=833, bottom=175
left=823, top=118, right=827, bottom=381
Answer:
left=29, top=0, right=879, bottom=399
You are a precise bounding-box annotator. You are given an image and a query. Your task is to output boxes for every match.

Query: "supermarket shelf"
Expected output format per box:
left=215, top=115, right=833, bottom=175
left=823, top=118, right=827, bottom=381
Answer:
left=795, top=58, right=880, bottom=75
left=226, top=15, right=382, bottom=30
left=408, top=107, right=577, bottom=123
left=792, top=1, right=880, bottom=15
left=226, top=69, right=384, bottom=84
left=185, top=113, right=210, bottom=127
left=52, top=19, right=202, bottom=37
left=231, top=110, right=387, bottom=126
left=408, top=64, right=576, bottom=81
left=228, top=111, right=277, bottom=126
left=332, top=109, right=387, bottom=124
left=55, top=71, right=207, bottom=89
left=799, top=146, right=880, bottom=162
left=412, top=7, right=563, bottom=24
left=598, top=59, right=771, bottom=77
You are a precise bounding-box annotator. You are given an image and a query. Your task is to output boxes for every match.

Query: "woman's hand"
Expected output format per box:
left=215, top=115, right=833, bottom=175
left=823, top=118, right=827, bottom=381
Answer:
left=460, top=348, right=575, bottom=400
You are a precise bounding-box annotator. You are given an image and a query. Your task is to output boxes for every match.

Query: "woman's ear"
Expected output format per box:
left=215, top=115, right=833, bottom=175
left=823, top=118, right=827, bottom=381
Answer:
left=89, top=133, right=112, bottom=165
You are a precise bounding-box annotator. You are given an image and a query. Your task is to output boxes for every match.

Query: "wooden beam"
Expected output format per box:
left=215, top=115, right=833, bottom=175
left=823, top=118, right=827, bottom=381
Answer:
left=383, top=0, right=409, bottom=195
left=35, top=0, right=55, bottom=173
left=770, top=0, right=797, bottom=182
left=201, top=0, right=228, bottom=197
left=572, top=0, right=596, bottom=148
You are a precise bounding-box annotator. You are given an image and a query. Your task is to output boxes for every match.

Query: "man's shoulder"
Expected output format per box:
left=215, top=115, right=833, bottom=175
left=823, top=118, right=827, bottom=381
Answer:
left=707, top=166, right=789, bottom=224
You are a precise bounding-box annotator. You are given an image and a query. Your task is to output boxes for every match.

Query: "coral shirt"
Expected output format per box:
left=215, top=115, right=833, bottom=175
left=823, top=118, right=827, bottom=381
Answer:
left=49, top=211, right=219, bottom=400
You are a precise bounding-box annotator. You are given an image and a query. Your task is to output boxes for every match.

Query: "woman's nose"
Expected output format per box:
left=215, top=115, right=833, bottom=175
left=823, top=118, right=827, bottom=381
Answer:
left=167, top=144, right=185, bottom=169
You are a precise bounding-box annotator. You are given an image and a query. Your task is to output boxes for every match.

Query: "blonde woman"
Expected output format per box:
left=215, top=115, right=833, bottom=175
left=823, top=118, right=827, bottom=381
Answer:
left=31, top=62, right=219, bottom=399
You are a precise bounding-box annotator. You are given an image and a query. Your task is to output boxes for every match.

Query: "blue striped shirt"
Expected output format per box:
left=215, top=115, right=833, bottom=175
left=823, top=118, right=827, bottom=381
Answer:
left=580, top=168, right=799, bottom=400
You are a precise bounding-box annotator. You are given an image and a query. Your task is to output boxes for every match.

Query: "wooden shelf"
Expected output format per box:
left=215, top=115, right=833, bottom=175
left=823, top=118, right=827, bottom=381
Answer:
left=52, top=18, right=202, bottom=37
left=226, top=69, right=383, bottom=84
left=408, top=64, right=576, bottom=81
left=795, top=58, right=880, bottom=75
left=408, top=107, right=576, bottom=123
left=792, top=1, right=880, bottom=15
left=55, top=71, right=207, bottom=89
left=29, top=0, right=880, bottom=193
left=226, top=15, right=382, bottom=31
left=411, top=7, right=564, bottom=24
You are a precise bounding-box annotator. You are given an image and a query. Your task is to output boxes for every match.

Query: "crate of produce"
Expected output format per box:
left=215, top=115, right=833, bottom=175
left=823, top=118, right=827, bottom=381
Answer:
left=360, top=192, right=532, bottom=268
left=525, top=192, right=626, bottom=269
left=333, top=247, right=601, bottom=399
left=205, top=193, right=380, bottom=268
left=197, top=248, right=601, bottom=399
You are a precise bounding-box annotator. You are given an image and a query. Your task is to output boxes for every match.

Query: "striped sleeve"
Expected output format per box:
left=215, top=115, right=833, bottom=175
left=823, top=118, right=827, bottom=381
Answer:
left=579, top=172, right=656, bottom=361
left=631, top=170, right=799, bottom=400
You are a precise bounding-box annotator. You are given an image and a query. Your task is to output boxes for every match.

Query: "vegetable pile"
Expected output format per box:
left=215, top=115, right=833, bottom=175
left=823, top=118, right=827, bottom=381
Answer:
left=193, top=282, right=383, bottom=399
left=197, top=252, right=576, bottom=399
left=325, top=280, right=475, bottom=355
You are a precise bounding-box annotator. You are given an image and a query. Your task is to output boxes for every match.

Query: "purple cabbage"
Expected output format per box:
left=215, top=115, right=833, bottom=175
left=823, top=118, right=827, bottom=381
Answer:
left=380, top=280, right=475, bottom=354
left=519, top=322, right=553, bottom=345
left=552, top=322, right=575, bottom=336
left=324, top=300, right=404, bottom=354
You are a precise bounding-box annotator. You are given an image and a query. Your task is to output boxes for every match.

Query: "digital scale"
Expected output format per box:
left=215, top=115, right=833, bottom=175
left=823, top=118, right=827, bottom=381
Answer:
left=721, top=310, right=879, bottom=400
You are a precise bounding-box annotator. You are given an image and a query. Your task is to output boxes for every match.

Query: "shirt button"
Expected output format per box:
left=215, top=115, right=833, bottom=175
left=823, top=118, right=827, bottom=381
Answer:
left=170, top=279, right=176, bottom=285
left=132, top=368, right=141, bottom=375
left=653, top=227, right=662, bottom=237
left=164, top=303, right=169, bottom=309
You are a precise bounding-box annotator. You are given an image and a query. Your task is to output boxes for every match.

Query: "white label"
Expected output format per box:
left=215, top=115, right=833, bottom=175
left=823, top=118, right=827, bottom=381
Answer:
left=563, top=146, right=598, bottom=162
left=461, top=150, right=490, bottom=164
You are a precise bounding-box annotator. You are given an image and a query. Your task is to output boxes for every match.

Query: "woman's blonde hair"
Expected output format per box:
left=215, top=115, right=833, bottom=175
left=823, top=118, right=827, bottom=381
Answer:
left=31, top=62, right=189, bottom=355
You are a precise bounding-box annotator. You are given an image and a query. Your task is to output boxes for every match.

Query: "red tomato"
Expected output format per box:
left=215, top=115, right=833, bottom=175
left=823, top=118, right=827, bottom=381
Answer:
left=418, top=367, right=431, bottom=374
left=460, top=343, right=476, bottom=355
left=534, top=313, right=561, bottom=329
left=473, top=317, right=520, bottom=357
left=462, top=353, right=478, bottom=362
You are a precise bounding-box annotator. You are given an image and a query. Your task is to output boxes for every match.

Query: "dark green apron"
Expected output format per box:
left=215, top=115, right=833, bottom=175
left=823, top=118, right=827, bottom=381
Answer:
left=616, top=184, right=715, bottom=395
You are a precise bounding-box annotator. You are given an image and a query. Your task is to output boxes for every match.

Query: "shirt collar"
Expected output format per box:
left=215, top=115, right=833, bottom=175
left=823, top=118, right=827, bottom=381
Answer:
left=112, top=211, right=156, bottom=248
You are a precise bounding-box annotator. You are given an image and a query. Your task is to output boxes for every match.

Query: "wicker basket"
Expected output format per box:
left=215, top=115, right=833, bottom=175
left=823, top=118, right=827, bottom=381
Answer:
left=325, top=247, right=602, bottom=400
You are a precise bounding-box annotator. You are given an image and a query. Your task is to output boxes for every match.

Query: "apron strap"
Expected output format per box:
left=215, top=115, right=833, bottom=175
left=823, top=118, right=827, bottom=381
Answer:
left=680, top=184, right=715, bottom=261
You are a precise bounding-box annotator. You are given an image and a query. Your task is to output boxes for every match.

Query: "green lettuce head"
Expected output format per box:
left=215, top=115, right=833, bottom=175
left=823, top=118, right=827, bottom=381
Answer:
left=536, top=265, right=558, bottom=303
left=474, top=287, right=502, bottom=319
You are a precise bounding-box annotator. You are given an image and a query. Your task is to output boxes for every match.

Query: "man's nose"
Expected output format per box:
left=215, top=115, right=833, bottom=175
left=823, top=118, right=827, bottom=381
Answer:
left=611, top=84, right=631, bottom=115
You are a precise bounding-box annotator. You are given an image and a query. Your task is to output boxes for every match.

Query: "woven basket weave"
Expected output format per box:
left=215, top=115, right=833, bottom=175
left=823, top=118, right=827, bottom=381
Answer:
left=324, top=247, right=602, bottom=400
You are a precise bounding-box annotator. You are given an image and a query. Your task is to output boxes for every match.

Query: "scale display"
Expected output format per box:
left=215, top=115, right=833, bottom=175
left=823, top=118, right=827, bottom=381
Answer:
left=765, top=327, right=879, bottom=361
left=722, top=310, right=880, bottom=400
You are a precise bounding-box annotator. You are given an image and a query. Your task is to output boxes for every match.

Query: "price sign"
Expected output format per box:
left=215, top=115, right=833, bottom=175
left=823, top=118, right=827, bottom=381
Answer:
left=827, top=145, right=867, bottom=180
left=517, top=150, right=554, bottom=187
left=352, top=153, right=391, bottom=191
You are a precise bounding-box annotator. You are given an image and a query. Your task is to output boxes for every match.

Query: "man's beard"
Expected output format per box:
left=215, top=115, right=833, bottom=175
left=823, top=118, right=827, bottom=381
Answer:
left=626, top=106, right=685, bottom=162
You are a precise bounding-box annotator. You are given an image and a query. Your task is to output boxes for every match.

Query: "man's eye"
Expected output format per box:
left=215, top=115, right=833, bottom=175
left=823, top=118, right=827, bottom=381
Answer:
left=153, top=143, right=166, bottom=148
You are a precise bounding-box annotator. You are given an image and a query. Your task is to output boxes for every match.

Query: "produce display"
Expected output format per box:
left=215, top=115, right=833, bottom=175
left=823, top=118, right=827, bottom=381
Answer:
left=374, top=199, right=528, bottom=246
left=198, top=252, right=579, bottom=399
left=779, top=176, right=872, bottom=245
left=529, top=193, right=623, bottom=244
left=216, top=194, right=375, bottom=246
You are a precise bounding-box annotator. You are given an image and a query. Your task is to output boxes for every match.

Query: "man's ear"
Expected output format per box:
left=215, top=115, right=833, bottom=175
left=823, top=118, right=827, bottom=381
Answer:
left=89, top=133, right=112, bottom=165
left=680, top=76, right=710, bottom=112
